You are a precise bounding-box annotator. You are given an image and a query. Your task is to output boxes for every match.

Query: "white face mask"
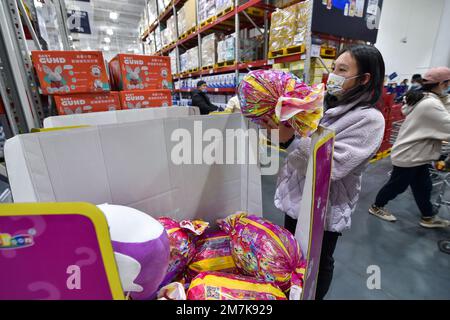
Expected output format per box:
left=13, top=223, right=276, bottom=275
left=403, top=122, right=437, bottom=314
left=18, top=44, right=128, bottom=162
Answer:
left=326, top=73, right=360, bottom=96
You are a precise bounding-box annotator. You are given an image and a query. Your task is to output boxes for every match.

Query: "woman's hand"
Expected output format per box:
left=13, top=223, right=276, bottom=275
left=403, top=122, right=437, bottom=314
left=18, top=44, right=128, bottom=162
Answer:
left=259, top=115, right=295, bottom=143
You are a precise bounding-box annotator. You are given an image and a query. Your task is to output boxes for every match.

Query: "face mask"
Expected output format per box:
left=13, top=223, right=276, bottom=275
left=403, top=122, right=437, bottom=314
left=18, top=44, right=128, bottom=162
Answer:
left=201, top=89, right=208, bottom=93
left=410, top=83, right=420, bottom=89
left=326, top=73, right=360, bottom=96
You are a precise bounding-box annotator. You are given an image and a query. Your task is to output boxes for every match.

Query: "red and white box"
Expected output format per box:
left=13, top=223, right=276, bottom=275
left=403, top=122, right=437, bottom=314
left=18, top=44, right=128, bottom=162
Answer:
left=109, top=54, right=172, bottom=91
left=54, top=92, right=121, bottom=115
left=119, top=90, right=172, bottom=109
left=31, top=51, right=110, bottom=95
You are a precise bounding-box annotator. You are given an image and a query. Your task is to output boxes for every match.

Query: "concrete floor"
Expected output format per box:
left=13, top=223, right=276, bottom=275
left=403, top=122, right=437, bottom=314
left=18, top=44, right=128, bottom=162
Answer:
left=262, top=158, right=450, bottom=300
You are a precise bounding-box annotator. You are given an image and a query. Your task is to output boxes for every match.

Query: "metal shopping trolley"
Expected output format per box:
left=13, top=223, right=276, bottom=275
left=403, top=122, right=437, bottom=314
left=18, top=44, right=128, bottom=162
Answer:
left=430, top=142, right=450, bottom=212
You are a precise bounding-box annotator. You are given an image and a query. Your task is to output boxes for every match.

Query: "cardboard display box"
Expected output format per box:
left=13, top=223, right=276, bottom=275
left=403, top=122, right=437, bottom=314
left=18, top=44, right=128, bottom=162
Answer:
left=43, top=106, right=200, bottom=128
left=119, top=90, right=172, bottom=109
left=109, top=54, right=172, bottom=91
left=54, top=92, right=121, bottom=115
left=4, top=114, right=334, bottom=300
left=31, top=51, right=110, bottom=95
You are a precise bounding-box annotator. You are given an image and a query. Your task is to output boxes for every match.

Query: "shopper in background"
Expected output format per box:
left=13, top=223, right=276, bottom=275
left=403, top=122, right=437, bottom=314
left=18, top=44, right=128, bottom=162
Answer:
left=409, top=74, right=423, bottom=91
left=224, top=95, right=241, bottom=113
left=261, top=44, right=386, bottom=300
left=191, top=81, right=219, bottom=115
left=370, top=67, right=450, bottom=228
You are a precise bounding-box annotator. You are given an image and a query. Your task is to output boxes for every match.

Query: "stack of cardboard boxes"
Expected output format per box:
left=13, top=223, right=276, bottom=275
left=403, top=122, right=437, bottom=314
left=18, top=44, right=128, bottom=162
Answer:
left=31, top=51, right=120, bottom=115
left=108, top=54, right=173, bottom=109
left=31, top=51, right=173, bottom=115
left=177, top=0, right=197, bottom=37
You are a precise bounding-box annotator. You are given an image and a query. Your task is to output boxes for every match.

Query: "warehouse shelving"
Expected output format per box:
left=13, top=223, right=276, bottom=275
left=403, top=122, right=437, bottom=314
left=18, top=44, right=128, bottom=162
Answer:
left=139, top=0, right=315, bottom=101
left=175, top=88, right=237, bottom=93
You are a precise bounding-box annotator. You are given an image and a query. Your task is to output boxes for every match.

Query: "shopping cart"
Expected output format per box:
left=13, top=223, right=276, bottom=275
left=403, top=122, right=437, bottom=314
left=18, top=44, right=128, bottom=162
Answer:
left=430, top=142, right=450, bottom=211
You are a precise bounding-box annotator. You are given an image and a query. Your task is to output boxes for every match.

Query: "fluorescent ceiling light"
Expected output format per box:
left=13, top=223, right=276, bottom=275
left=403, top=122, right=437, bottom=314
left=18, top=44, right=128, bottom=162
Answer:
left=104, top=37, right=111, bottom=43
left=106, top=28, right=114, bottom=36
left=103, top=46, right=110, bottom=51
left=109, top=11, right=119, bottom=20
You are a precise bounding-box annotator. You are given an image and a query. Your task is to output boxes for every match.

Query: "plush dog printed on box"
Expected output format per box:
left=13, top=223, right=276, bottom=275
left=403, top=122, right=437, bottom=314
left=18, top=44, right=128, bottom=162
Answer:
left=31, top=51, right=110, bottom=95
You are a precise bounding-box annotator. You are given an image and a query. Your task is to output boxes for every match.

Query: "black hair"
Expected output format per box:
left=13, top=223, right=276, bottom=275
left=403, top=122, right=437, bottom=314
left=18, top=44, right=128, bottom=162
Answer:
left=197, top=80, right=206, bottom=88
left=405, top=82, right=441, bottom=106
left=325, top=44, right=385, bottom=108
left=412, top=74, right=422, bottom=83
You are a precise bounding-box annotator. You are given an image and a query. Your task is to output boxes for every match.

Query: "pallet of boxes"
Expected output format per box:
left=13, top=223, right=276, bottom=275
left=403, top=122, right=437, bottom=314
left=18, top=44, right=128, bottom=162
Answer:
left=268, top=0, right=311, bottom=59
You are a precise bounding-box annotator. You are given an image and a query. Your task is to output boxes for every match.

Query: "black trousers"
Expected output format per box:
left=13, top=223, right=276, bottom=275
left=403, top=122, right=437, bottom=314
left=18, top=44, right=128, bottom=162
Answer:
left=284, top=215, right=340, bottom=300
left=374, top=165, right=434, bottom=218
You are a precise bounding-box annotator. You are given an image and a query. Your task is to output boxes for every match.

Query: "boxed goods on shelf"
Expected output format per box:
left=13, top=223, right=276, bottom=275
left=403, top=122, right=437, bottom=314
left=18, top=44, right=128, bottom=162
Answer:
left=54, top=92, right=121, bottom=115
left=109, top=54, right=172, bottom=91
left=216, top=0, right=234, bottom=14
left=185, top=0, right=197, bottom=30
left=178, top=0, right=197, bottom=36
left=240, top=38, right=259, bottom=62
left=31, top=51, right=110, bottom=95
left=186, top=46, right=199, bottom=70
left=198, top=0, right=216, bottom=24
left=167, top=15, right=177, bottom=43
left=201, top=34, right=217, bottom=67
left=169, top=49, right=178, bottom=75
left=180, top=52, right=188, bottom=72
left=217, top=35, right=235, bottom=63
left=155, top=28, right=162, bottom=51
left=177, top=6, right=187, bottom=37
left=157, top=0, right=171, bottom=16
left=269, top=0, right=311, bottom=52
left=148, top=0, right=158, bottom=26
left=119, top=90, right=172, bottom=109
left=161, top=27, right=171, bottom=47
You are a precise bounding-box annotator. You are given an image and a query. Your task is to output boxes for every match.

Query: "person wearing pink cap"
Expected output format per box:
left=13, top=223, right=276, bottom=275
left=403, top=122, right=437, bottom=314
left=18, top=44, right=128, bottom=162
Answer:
left=370, top=67, right=450, bottom=228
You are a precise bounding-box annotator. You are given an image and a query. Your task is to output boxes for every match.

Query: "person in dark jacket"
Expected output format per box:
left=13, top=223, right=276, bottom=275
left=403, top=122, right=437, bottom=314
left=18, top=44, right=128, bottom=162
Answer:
left=191, top=81, right=219, bottom=115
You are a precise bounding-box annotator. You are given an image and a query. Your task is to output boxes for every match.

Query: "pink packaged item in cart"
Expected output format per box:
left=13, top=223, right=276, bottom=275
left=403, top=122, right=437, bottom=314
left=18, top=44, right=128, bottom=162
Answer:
left=187, top=230, right=238, bottom=280
left=187, top=272, right=287, bottom=300
left=157, top=217, right=209, bottom=287
left=238, top=69, right=324, bottom=137
left=218, top=212, right=306, bottom=293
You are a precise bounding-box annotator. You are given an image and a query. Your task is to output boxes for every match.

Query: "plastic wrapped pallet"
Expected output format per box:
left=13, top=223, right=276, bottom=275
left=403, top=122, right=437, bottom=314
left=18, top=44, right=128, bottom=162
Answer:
left=184, top=0, right=197, bottom=32
left=180, top=52, right=188, bottom=73
left=186, top=46, right=199, bottom=70
left=201, top=34, right=217, bottom=68
left=240, top=38, right=258, bottom=62
left=169, top=49, right=178, bottom=75
left=292, top=0, right=311, bottom=47
left=177, top=6, right=187, bottom=37
left=216, top=0, right=233, bottom=14
left=198, top=0, right=216, bottom=24
left=217, top=35, right=235, bottom=63
left=148, top=0, right=158, bottom=26
left=161, top=27, right=170, bottom=47
left=155, top=28, right=162, bottom=51
left=269, top=0, right=311, bottom=52
left=168, top=15, right=176, bottom=43
left=268, top=7, right=297, bottom=51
